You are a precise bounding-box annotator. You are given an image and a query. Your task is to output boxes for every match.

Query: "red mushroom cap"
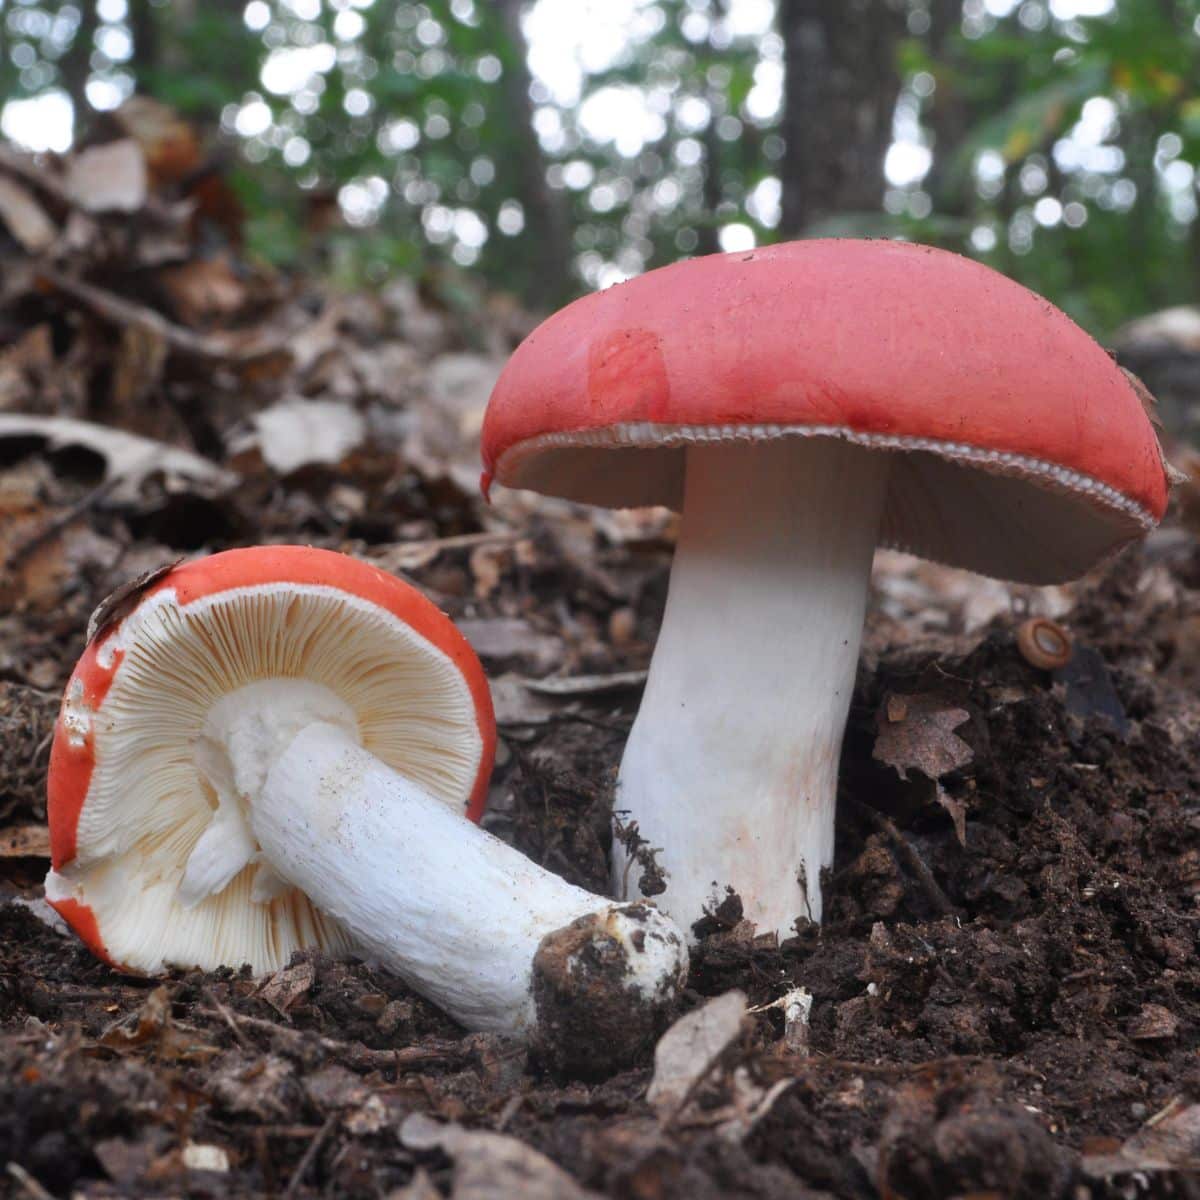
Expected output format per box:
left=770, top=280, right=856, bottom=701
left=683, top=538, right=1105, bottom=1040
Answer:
left=481, top=240, right=1170, bottom=583
left=46, top=545, right=495, bottom=972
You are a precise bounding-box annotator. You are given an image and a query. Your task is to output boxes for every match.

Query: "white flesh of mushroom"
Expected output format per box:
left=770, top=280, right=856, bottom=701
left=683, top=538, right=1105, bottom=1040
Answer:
left=244, top=720, right=686, bottom=1037
left=612, top=437, right=890, bottom=937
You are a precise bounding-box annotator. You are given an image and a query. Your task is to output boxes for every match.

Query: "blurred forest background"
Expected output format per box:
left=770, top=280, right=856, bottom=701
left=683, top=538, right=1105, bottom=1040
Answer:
left=2, top=0, right=1199, bottom=335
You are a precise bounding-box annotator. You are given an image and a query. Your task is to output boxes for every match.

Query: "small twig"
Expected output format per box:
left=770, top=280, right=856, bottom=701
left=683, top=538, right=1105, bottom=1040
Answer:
left=283, top=1113, right=336, bottom=1200
left=4, top=475, right=124, bottom=571
left=197, top=1008, right=466, bottom=1071
left=849, top=798, right=959, bottom=918
left=203, top=986, right=252, bottom=1050
left=6, top=1163, right=56, bottom=1200
left=40, top=269, right=282, bottom=363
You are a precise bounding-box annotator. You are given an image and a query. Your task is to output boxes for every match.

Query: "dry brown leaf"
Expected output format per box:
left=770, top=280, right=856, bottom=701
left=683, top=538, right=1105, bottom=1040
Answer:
left=521, top=670, right=648, bottom=697
left=0, top=176, right=56, bottom=253
left=208, top=1053, right=298, bottom=1121
left=87, top=558, right=183, bottom=643
left=1127, top=1003, right=1179, bottom=1041
left=158, top=257, right=248, bottom=328
left=113, top=96, right=203, bottom=188
left=873, top=692, right=973, bottom=782
left=255, top=958, right=316, bottom=1016
left=469, top=541, right=507, bottom=599
left=935, top=788, right=968, bottom=848
left=65, top=140, right=148, bottom=214
left=0, top=824, right=50, bottom=857
left=457, top=618, right=562, bottom=673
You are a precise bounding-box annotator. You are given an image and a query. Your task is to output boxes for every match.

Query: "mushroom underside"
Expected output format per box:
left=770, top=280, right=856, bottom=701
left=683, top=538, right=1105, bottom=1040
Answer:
left=494, top=424, right=1152, bottom=585
left=46, top=581, right=482, bottom=975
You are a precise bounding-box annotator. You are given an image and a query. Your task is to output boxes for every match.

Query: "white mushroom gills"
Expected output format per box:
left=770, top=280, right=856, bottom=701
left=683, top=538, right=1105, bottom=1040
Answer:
left=201, top=705, right=687, bottom=1040
left=612, top=437, right=890, bottom=937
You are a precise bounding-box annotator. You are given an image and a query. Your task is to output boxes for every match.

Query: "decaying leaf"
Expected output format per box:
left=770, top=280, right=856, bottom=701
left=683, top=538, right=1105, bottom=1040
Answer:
left=0, top=175, right=56, bottom=253
left=521, top=670, right=648, bottom=697
left=98, top=984, right=218, bottom=1062
left=231, top=398, right=366, bottom=475
left=111, top=323, right=169, bottom=413
left=647, top=990, right=747, bottom=1120
left=208, top=1053, right=297, bottom=1121
left=400, top=1112, right=602, bottom=1200
left=65, top=140, right=148, bottom=214
left=1082, top=1101, right=1200, bottom=1177
left=88, top=558, right=183, bottom=643
left=457, top=618, right=563, bottom=674
left=254, top=958, right=317, bottom=1016
left=935, top=789, right=968, bottom=848
left=873, top=693, right=974, bottom=782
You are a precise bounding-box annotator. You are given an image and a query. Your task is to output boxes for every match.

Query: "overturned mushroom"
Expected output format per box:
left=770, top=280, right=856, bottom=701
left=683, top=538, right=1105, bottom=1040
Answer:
left=481, top=239, right=1171, bottom=938
left=45, top=547, right=686, bottom=1056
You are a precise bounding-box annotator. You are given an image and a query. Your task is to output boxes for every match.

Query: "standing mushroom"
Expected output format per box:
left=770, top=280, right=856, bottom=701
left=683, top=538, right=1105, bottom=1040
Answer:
left=45, top=546, right=686, bottom=1060
left=481, top=239, right=1171, bottom=938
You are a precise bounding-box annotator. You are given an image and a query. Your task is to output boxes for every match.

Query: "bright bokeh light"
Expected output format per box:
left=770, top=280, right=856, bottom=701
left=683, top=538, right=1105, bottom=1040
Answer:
left=1, top=91, right=73, bottom=152
left=885, top=141, right=932, bottom=187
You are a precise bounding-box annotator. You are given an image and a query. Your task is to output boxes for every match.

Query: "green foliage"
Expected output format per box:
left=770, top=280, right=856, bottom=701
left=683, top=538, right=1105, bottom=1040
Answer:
left=2, top=0, right=1200, bottom=331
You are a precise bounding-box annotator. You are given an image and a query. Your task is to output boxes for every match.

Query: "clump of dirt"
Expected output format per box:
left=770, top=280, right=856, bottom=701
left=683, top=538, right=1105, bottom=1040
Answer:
left=531, top=904, right=686, bottom=1078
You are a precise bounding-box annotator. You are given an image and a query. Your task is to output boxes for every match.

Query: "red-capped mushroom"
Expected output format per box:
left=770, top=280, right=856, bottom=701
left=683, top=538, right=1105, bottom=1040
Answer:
left=481, top=239, right=1170, bottom=938
left=45, top=547, right=686, bottom=1052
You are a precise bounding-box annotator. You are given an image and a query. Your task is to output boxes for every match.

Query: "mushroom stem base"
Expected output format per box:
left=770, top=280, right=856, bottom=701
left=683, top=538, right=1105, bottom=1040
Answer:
left=613, top=437, right=889, bottom=937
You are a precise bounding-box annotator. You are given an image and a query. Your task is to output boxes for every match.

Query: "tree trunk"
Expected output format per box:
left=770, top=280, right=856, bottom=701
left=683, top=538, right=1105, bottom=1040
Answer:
left=494, top=0, right=574, bottom=308
left=59, top=0, right=99, bottom=136
left=778, top=0, right=905, bottom=235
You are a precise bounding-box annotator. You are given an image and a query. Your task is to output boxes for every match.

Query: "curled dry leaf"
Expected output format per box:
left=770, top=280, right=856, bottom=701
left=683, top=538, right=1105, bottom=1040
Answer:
left=98, top=984, right=218, bottom=1062
left=87, top=558, right=183, bottom=643
left=874, top=693, right=974, bottom=847
left=0, top=414, right=235, bottom=502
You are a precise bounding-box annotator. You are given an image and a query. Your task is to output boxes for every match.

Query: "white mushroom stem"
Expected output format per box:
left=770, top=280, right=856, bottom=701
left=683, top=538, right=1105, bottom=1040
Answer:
left=214, top=716, right=686, bottom=1046
left=612, top=437, right=890, bottom=937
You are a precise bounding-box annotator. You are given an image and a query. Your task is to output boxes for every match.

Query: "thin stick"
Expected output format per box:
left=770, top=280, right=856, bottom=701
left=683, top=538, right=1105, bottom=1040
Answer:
left=849, top=798, right=959, bottom=918
left=5, top=476, right=123, bottom=571
left=197, top=1008, right=466, bottom=1071
left=6, top=1163, right=56, bottom=1200
left=283, top=1113, right=336, bottom=1200
left=202, top=986, right=252, bottom=1051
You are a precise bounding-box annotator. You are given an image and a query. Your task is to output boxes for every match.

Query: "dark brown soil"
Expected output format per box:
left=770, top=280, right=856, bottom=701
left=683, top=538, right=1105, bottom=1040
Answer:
left=3, top=523, right=1199, bottom=1199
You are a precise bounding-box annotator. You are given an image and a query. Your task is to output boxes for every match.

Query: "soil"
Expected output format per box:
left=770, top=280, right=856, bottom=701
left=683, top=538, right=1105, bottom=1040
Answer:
left=2, top=510, right=1199, bottom=1198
